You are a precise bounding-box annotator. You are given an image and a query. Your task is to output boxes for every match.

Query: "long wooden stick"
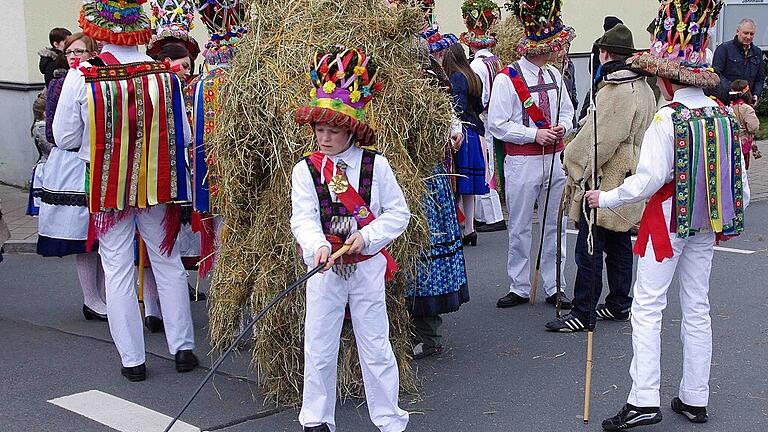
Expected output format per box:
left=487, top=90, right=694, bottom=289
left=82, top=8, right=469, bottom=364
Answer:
left=137, top=235, right=145, bottom=316
left=583, top=330, right=594, bottom=423
left=555, top=193, right=565, bottom=318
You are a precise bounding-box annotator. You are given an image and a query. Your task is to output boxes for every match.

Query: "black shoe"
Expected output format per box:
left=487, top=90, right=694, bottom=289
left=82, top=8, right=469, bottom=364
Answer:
left=476, top=220, right=507, bottom=233
left=144, top=316, right=164, bottom=333
left=83, top=305, right=108, bottom=321
left=304, top=424, right=331, bottom=432
left=602, top=404, right=662, bottom=430
left=121, top=363, right=146, bottom=382
left=596, top=304, right=630, bottom=321
left=412, top=343, right=443, bottom=360
left=545, top=293, right=573, bottom=310
left=545, top=312, right=588, bottom=332
left=462, top=232, right=477, bottom=246
left=175, top=350, right=199, bottom=373
left=671, top=397, right=708, bottom=423
left=188, top=284, right=207, bottom=301
left=497, top=292, right=529, bottom=308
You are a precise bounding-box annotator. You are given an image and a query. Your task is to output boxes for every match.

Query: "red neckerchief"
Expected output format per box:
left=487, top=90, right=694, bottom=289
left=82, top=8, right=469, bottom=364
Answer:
left=307, top=151, right=398, bottom=281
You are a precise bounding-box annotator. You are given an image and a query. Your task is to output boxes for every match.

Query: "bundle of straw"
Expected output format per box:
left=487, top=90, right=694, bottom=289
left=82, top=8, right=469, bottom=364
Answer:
left=207, top=0, right=454, bottom=404
left=490, top=16, right=525, bottom=65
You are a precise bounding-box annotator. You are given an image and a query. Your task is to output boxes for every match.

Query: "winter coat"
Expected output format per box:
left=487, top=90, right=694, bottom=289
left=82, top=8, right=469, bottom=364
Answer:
left=732, top=102, right=760, bottom=137
left=38, top=47, right=62, bottom=87
left=563, top=68, right=656, bottom=233
left=711, top=37, right=766, bottom=101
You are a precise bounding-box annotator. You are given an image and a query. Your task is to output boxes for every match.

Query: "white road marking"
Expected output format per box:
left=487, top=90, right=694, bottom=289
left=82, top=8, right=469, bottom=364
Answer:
left=48, top=390, right=199, bottom=432
left=565, top=229, right=758, bottom=255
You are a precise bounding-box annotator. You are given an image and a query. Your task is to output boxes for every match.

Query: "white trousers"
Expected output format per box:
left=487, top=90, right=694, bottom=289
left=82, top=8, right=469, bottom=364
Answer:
left=628, top=201, right=714, bottom=408
left=503, top=153, right=567, bottom=297
left=299, top=253, right=409, bottom=432
left=98, top=205, right=195, bottom=367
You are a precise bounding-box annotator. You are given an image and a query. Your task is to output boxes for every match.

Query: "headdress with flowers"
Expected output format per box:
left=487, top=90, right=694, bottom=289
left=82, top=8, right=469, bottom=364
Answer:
left=79, top=0, right=152, bottom=46
left=629, top=0, right=723, bottom=88
left=505, top=0, right=575, bottom=56
left=147, top=0, right=200, bottom=58
left=196, top=0, right=249, bottom=66
left=295, top=47, right=382, bottom=146
left=460, top=0, right=502, bottom=49
left=420, top=25, right=459, bottom=55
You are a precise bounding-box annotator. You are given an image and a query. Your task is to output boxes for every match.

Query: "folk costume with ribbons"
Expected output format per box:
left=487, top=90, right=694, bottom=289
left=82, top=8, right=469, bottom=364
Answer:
left=291, top=47, right=411, bottom=432
left=598, top=1, right=750, bottom=428
left=488, top=0, right=574, bottom=303
left=187, top=0, right=249, bottom=277
left=464, top=0, right=506, bottom=230
left=146, top=0, right=201, bottom=59
left=53, top=0, right=197, bottom=377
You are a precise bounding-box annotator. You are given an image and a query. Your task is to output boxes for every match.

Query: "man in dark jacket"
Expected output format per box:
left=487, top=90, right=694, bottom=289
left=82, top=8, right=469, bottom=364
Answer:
left=38, top=27, right=71, bottom=87
left=711, top=18, right=765, bottom=102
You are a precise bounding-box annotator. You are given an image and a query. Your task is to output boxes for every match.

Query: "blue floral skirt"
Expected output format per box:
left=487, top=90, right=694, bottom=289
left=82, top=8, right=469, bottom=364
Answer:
left=455, top=127, right=489, bottom=195
left=406, top=166, right=469, bottom=317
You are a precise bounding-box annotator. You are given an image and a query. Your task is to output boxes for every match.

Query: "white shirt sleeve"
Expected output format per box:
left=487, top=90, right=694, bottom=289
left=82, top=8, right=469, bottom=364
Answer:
left=290, top=162, right=331, bottom=266
left=487, top=73, right=538, bottom=144
left=600, top=110, right=675, bottom=208
left=52, top=68, right=87, bottom=152
left=359, top=156, right=411, bottom=256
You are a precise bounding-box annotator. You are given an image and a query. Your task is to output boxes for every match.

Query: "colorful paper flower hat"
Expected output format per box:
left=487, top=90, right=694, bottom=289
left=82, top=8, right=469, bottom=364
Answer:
left=460, top=0, right=502, bottom=49
left=506, top=0, right=575, bottom=56
left=629, top=0, right=723, bottom=88
left=79, top=0, right=152, bottom=46
left=420, top=25, right=459, bottom=55
left=147, top=0, right=200, bottom=58
left=295, top=47, right=382, bottom=146
left=196, top=0, right=249, bottom=66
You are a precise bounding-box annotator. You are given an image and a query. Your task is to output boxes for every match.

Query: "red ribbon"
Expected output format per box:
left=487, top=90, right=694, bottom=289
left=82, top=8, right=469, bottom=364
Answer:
left=633, top=182, right=675, bottom=262
left=308, top=152, right=398, bottom=281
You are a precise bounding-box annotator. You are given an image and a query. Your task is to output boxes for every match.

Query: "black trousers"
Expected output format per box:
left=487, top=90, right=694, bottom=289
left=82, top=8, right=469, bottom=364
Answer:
left=572, top=209, right=633, bottom=323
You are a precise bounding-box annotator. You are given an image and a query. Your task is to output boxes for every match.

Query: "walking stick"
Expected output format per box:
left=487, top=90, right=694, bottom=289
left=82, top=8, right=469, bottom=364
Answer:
left=137, top=235, right=145, bottom=316
left=583, top=53, right=600, bottom=425
left=555, top=192, right=565, bottom=319
left=531, top=51, right=569, bottom=304
left=162, top=244, right=352, bottom=432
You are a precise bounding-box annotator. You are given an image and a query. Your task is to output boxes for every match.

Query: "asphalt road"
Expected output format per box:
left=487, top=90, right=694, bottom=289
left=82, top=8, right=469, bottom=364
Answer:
left=1, top=201, right=767, bottom=432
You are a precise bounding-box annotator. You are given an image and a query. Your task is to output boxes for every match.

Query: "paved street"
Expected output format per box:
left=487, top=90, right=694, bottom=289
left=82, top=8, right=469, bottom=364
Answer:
left=1, top=150, right=768, bottom=431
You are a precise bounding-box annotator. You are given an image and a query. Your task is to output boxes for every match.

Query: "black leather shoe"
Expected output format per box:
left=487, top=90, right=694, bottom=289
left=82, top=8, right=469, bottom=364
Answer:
left=545, top=293, right=573, bottom=309
left=476, top=220, right=507, bottom=232
left=175, top=350, right=199, bottom=373
left=462, top=231, right=477, bottom=246
left=83, top=305, right=108, bottom=321
left=188, top=283, right=207, bottom=301
left=144, top=316, right=164, bottom=333
left=121, top=363, right=146, bottom=382
left=496, top=292, right=529, bottom=308
left=304, top=424, right=331, bottom=432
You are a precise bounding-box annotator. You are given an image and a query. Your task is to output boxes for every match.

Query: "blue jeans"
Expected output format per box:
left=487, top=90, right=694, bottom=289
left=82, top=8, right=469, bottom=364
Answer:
left=572, top=209, right=633, bottom=324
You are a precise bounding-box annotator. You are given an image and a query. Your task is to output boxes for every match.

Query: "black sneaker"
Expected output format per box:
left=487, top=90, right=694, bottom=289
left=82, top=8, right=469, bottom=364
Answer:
left=671, top=397, right=708, bottom=423
left=545, top=293, right=573, bottom=309
left=476, top=220, right=507, bottom=232
left=602, top=404, right=662, bottom=430
left=545, top=313, right=587, bottom=332
left=304, top=424, right=330, bottom=432
left=596, top=304, right=630, bottom=321
left=497, top=292, right=529, bottom=308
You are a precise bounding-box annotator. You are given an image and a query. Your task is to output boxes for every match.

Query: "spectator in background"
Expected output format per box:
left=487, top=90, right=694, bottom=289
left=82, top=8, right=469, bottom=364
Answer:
left=711, top=19, right=765, bottom=102
left=38, top=27, right=71, bottom=87
left=730, top=79, right=762, bottom=169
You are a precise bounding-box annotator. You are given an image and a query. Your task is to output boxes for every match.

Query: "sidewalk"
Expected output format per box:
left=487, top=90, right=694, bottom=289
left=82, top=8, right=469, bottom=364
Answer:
left=0, top=183, right=37, bottom=253
left=3, top=142, right=768, bottom=255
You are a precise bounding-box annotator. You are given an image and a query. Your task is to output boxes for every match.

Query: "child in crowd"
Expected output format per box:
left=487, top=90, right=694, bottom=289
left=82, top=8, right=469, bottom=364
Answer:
left=38, top=27, right=71, bottom=87
left=730, top=79, right=761, bottom=169
left=290, top=47, right=410, bottom=432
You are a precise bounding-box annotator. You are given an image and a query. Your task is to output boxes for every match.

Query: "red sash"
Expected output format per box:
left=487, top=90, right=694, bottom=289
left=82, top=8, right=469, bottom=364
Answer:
left=308, top=152, right=398, bottom=281
left=633, top=182, right=675, bottom=262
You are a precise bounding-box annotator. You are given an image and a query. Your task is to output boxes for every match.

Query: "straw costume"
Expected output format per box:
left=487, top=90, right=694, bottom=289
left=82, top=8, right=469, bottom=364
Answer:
left=205, top=0, right=453, bottom=404
left=462, top=0, right=507, bottom=233
left=488, top=0, right=575, bottom=307
left=595, top=1, right=750, bottom=429
left=54, top=0, right=198, bottom=381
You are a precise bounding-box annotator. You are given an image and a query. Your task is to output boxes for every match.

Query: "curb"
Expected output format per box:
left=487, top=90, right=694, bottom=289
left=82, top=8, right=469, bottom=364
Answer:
left=3, top=240, right=37, bottom=254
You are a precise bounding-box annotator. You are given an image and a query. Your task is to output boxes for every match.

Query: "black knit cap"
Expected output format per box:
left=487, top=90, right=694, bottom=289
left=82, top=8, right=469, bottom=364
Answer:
left=603, top=16, right=623, bottom=32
